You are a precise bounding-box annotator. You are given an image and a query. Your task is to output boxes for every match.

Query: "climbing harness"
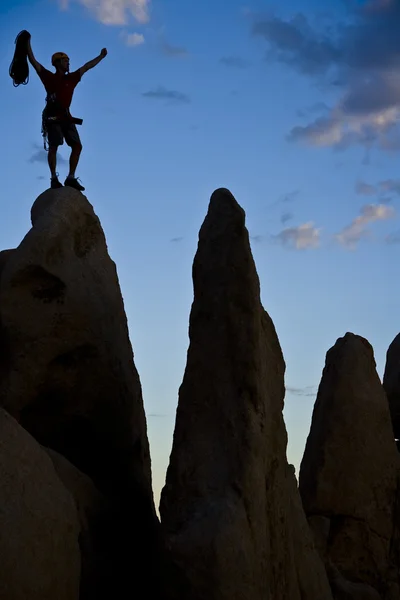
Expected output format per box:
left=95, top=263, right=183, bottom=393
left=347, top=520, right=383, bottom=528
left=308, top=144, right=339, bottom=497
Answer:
left=41, top=94, right=83, bottom=151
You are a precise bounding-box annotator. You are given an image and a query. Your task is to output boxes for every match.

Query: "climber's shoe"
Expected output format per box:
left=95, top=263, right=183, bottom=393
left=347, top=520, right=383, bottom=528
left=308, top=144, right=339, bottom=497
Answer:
left=64, top=176, right=85, bottom=192
left=50, top=175, right=63, bottom=189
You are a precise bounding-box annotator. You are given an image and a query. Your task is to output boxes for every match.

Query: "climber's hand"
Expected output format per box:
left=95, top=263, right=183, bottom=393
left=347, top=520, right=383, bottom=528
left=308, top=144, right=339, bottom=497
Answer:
left=100, top=48, right=107, bottom=59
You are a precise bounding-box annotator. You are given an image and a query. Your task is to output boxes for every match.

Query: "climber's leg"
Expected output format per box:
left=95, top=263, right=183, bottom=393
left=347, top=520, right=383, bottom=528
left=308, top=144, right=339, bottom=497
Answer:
left=67, top=140, right=82, bottom=179
left=62, top=124, right=85, bottom=191
left=47, top=145, right=58, bottom=179
left=46, top=122, right=63, bottom=188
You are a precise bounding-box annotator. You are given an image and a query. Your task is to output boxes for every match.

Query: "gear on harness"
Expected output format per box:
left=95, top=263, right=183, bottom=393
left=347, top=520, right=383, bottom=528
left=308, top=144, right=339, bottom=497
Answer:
left=9, top=30, right=31, bottom=87
left=41, top=93, right=83, bottom=151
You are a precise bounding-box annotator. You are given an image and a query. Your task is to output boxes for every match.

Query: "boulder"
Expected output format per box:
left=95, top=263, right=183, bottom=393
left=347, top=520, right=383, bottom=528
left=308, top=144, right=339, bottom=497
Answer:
left=299, top=333, right=400, bottom=594
left=160, top=188, right=332, bottom=600
left=0, top=408, right=80, bottom=600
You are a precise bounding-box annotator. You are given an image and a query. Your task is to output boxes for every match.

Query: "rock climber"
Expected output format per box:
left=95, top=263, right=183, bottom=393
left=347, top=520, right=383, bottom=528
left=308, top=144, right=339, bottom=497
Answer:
left=26, top=35, right=107, bottom=191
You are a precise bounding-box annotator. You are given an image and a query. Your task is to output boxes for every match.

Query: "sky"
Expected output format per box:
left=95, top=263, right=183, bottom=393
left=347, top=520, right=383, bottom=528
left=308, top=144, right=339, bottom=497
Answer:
left=1, top=0, right=400, bottom=509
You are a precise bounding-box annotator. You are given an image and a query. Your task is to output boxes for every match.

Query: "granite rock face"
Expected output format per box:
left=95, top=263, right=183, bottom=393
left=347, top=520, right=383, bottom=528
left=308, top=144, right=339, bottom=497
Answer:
left=0, top=188, right=159, bottom=597
left=383, top=333, right=400, bottom=442
left=45, top=448, right=109, bottom=599
left=299, top=333, right=400, bottom=597
left=0, top=249, right=14, bottom=279
left=0, top=408, right=81, bottom=600
left=0, top=188, right=152, bottom=501
left=160, top=188, right=332, bottom=600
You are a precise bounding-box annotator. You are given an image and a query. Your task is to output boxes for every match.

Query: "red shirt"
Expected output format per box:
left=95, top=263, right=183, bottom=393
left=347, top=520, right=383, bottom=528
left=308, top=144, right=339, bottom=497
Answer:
left=39, top=68, right=81, bottom=118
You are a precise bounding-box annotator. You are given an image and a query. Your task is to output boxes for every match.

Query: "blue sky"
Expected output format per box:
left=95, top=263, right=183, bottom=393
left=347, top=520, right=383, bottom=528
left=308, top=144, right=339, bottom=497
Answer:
left=1, top=0, right=400, bottom=507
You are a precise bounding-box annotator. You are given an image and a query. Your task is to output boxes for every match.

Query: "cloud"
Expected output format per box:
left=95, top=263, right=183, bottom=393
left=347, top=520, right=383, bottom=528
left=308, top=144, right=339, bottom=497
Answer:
left=252, top=3, right=400, bottom=76
left=220, top=56, right=250, bottom=69
left=252, top=13, right=341, bottom=75
left=59, top=0, right=150, bottom=25
left=123, top=32, right=145, bottom=46
left=355, top=180, right=377, bottom=196
left=250, top=235, right=264, bottom=243
left=335, top=203, right=395, bottom=249
left=280, top=189, right=300, bottom=203
left=286, top=385, right=317, bottom=397
left=253, top=3, right=400, bottom=150
left=355, top=178, right=400, bottom=197
left=170, top=237, right=183, bottom=242
left=275, top=222, right=320, bottom=250
left=296, top=101, right=329, bottom=118
left=161, top=41, right=188, bottom=57
left=379, top=178, right=400, bottom=195
left=287, top=107, right=400, bottom=149
left=142, top=86, right=191, bottom=105
left=386, top=230, right=400, bottom=244
left=268, top=189, right=300, bottom=209
left=280, top=212, right=293, bottom=225
left=29, top=144, right=67, bottom=165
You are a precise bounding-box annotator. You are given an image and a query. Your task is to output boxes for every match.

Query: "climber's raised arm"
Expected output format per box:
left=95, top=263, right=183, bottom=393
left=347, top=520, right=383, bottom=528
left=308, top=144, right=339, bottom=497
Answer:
left=79, top=48, right=107, bottom=76
left=26, top=36, right=44, bottom=74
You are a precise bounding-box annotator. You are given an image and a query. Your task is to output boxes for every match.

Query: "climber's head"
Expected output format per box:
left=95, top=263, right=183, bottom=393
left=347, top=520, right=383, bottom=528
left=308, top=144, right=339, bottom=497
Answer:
left=51, top=52, right=70, bottom=73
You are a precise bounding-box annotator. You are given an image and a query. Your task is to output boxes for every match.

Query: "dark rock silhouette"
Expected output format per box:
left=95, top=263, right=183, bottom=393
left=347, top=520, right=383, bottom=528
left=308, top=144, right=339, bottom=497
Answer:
left=45, top=447, right=109, bottom=599
left=1, top=186, right=399, bottom=599
left=299, top=333, right=400, bottom=598
left=160, top=188, right=332, bottom=600
left=0, top=188, right=159, bottom=598
left=0, top=408, right=81, bottom=600
left=383, top=333, right=400, bottom=443
left=0, top=249, right=14, bottom=279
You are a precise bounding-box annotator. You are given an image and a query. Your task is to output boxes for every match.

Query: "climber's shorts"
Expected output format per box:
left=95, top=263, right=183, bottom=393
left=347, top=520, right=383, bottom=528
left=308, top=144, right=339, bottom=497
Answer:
left=47, top=121, right=81, bottom=148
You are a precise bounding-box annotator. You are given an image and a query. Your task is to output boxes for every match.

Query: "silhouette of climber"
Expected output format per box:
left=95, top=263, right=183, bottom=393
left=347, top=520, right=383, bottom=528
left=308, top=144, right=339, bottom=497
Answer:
left=27, top=37, right=107, bottom=191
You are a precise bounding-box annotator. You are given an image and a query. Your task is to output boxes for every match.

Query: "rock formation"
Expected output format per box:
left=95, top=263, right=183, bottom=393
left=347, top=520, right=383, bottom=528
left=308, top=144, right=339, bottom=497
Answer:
left=383, top=333, right=400, bottom=444
left=0, top=249, right=14, bottom=279
left=0, top=407, right=81, bottom=600
left=0, top=188, right=159, bottom=597
left=45, top=447, right=109, bottom=598
left=1, top=184, right=400, bottom=599
left=160, top=188, right=332, bottom=600
left=299, top=333, right=400, bottom=597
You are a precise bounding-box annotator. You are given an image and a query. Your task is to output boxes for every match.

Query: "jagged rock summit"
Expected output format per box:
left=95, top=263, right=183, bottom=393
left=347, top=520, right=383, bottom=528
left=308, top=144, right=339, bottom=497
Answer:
left=299, top=332, right=400, bottom=598
left=160, top=188, right=332, bottom=600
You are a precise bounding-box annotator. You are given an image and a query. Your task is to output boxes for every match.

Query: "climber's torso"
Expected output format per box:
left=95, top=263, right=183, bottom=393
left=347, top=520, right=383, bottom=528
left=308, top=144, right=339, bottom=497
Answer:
left=39, top=68, right=81, bottom=118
